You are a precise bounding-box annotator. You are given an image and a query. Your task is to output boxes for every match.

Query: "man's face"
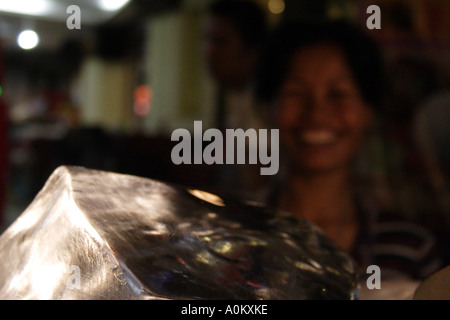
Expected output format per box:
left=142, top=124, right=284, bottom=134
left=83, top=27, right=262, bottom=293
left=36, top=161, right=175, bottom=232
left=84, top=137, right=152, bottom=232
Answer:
left=204, top=16, right=254, bottom=89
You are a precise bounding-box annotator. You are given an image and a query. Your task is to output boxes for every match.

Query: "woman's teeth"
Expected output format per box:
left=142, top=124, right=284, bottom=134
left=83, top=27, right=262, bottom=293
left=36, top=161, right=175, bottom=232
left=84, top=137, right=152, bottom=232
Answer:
left=299, top=130, right=337, bottom=145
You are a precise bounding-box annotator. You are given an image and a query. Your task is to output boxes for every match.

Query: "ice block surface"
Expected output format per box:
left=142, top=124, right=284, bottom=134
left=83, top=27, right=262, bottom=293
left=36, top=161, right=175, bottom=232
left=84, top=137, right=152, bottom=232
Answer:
left=0, top=166, right=357, bottom=299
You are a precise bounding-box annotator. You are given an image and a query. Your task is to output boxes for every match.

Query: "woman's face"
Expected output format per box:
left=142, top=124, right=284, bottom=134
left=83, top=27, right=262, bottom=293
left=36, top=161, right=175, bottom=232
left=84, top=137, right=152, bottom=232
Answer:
left=276, top=44, right=373, bottom=174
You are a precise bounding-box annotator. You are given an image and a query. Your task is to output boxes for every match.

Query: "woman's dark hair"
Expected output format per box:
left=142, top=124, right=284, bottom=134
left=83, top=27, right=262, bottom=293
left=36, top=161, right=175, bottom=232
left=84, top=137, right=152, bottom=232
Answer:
left=255, top=20, right=385, bottom=112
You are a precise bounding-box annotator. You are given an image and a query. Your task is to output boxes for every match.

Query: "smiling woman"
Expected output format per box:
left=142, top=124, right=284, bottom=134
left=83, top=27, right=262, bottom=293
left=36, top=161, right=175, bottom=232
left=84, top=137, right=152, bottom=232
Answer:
left=253, top=20, right=443, bottom=284
left=275, top=44, right=373, bottom=174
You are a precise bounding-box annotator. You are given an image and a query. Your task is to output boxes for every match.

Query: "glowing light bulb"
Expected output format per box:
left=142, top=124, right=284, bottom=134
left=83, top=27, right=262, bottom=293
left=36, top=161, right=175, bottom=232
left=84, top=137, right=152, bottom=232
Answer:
left=17, top=30, right=39, bottom=50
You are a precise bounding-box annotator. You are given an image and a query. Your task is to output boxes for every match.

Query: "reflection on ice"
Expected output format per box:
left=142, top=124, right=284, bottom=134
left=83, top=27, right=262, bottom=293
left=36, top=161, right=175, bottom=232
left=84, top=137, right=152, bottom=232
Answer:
left=0, top=166, right=357, bottom=299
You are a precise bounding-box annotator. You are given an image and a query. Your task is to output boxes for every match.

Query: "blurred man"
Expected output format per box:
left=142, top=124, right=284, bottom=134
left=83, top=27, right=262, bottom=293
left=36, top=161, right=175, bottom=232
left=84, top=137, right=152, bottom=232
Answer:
left=204, top=0, right=268, bottom=130
left=203, top=0, right=269, bottom=197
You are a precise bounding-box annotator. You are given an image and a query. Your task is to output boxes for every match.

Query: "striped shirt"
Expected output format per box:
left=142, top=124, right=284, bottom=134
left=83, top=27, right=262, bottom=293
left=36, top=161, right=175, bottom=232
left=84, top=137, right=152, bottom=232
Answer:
left=353, top=210, right=443, bottom=281
left=249, top=182, right=444, bottom=282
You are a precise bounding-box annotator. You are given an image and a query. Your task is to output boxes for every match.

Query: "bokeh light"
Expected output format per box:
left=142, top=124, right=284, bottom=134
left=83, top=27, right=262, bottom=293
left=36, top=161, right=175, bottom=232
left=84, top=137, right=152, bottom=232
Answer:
left=133, top=84, right=153, bottom=117
left=17, top=30, right=39, bottom=50
left=98, top=0, right=131, bottom=12
left=268, top=0, right=285, bottom=15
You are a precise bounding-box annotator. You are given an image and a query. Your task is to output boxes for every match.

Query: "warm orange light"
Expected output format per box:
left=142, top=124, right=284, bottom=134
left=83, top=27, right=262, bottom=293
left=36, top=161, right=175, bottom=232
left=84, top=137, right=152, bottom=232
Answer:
left=268, top=0, right=285, bottom=15
left=133, top=84, right=152, bottom=117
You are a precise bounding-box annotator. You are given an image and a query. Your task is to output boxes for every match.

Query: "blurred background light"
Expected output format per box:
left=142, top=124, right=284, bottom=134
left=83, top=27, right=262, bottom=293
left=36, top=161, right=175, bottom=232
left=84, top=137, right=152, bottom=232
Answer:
left=0, top=0, right=50, bottom=16
left=17, top=30, right=39, bottom=50
left=268, top=0, right=285, bottom=15
left=0, top=0, right=134, bottom=25
left=98, top=0, right=131, bottom=12
left=133, top=85, right=152, bottom=117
